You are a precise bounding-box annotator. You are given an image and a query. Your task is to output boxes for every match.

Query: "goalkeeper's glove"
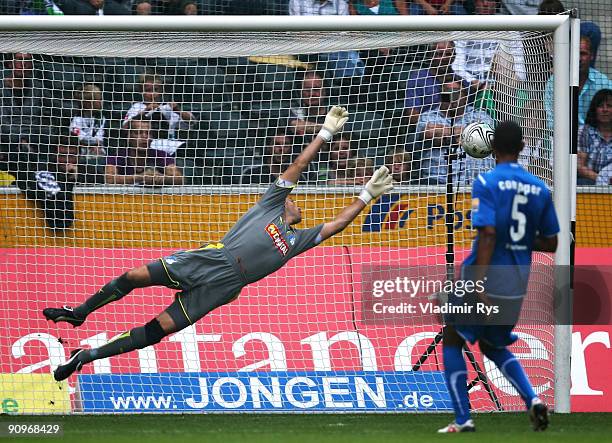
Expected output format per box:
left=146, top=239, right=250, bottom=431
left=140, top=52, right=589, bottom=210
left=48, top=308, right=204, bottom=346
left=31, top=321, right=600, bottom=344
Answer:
left=358, top=166, right=394, bottom=204
left=317, top=106, right=349, bottom=142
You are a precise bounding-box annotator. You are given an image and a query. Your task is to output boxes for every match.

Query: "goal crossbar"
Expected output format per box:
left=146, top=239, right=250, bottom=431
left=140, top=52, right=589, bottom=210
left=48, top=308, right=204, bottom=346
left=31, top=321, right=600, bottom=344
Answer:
left=0, top=15, right=569, bottom=32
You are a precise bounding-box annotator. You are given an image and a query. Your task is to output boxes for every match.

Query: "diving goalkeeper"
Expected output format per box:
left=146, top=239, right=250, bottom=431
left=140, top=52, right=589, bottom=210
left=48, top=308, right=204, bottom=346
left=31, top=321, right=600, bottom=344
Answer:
left=44, top=106, right=394, bottom=381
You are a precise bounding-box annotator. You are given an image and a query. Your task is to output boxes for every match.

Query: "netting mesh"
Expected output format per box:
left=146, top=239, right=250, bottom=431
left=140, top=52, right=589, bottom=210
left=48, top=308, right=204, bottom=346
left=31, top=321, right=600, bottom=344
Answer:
left=0, top=30, right=544, bottom=58
left=0, top=29, right=560, bottom=413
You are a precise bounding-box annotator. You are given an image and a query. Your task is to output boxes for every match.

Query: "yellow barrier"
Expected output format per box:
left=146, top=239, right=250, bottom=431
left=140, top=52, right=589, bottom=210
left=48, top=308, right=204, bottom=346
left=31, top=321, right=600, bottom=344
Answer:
left=0, top=172, right=14, bottom=187
left=0, top=373, right=70, bottom=414
left=1, top=191, right=610, bottom=248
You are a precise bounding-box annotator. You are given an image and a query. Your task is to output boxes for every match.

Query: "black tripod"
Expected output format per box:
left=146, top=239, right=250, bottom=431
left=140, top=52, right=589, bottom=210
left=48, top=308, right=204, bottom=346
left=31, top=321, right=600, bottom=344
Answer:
left=411, top=141, right=502, bottom=412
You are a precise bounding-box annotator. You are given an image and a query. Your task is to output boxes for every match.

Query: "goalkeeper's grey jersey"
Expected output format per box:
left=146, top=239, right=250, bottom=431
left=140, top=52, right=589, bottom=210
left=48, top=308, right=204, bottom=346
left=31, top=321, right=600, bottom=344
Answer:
left=221, top=179, right=324, bottom=284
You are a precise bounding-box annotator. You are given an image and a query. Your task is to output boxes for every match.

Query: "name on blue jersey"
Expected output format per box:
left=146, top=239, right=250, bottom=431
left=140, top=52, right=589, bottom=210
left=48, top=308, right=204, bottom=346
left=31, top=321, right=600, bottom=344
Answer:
left=497, top=179, right=542, bottom=196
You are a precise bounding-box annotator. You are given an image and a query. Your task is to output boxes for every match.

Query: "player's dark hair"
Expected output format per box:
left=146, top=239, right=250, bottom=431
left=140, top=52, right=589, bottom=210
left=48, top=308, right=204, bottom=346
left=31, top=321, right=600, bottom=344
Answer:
left=492, top=121, right=523, bottom=155
left=584, top=89, right=611, bottom=128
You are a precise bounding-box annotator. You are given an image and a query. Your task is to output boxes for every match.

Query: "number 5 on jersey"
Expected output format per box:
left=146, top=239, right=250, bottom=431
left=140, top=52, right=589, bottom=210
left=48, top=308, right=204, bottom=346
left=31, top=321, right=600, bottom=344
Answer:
left=510, top=194, right=528, bottom=242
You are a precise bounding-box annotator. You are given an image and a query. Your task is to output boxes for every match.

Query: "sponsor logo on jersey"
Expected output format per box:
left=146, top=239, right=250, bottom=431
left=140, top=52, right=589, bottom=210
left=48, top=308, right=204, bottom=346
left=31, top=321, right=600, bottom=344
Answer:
left=265, top=223, right=289, bottom=256
left=286, top=230, right=296, bottom=246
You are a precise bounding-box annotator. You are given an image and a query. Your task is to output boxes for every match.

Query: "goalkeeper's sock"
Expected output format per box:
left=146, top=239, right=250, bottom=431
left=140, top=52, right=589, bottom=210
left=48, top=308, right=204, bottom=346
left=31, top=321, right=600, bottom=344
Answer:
left=73, top=273, right=136, bottom=319
left=78, top=332, right=135, bottom=364
left=79, top=319, right=166, bottom=364
left=485, top=347, right=537, bottom=409
left=443, top=346, right=471, bottom=425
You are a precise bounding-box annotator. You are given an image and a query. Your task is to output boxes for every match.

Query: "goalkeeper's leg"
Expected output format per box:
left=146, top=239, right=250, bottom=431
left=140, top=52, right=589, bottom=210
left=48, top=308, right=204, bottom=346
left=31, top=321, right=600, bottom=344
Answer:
left=53, top=282, right=240, bottom=381
left=43, top=260, right=176, bottom=326
left=53, top=300, right=189, bottom=382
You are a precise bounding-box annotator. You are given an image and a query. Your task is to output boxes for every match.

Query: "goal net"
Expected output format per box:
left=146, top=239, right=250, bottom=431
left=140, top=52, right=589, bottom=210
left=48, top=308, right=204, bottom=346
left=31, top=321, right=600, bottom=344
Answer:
left=0, top=18, right=570, bottom=414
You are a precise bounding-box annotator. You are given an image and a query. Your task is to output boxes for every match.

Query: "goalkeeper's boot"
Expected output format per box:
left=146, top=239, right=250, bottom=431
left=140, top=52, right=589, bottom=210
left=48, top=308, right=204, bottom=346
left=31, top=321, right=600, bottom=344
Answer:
left=529, top=398, right=549, bottom=431
left=437, top=419, right=476, bottom=433
left=43, top=306, right=85, bottom=327
left=53, top=349, right=85, bottom=382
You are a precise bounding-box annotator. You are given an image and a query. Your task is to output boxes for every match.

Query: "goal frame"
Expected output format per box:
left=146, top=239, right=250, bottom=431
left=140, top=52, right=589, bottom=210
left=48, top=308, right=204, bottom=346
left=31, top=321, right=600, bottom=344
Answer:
left=0, top=14, right=577, bottom=413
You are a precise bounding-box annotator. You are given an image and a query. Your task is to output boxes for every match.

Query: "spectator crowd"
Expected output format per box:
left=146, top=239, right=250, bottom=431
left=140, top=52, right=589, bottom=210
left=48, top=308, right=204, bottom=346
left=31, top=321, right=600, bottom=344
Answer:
left=0, top=0, right=610, bottom=228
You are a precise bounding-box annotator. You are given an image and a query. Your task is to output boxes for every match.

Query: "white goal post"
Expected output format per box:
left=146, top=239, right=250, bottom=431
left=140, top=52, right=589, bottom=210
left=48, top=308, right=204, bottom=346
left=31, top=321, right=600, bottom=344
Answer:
left=0, top=15, right=575, bottom=414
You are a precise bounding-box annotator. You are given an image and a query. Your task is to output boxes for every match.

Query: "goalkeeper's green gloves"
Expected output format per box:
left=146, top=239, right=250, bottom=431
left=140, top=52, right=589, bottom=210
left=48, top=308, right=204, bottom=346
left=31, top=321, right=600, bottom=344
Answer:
left=358, top=166, right=394, bottom=204
left=317, top=106, right=349, bottom=142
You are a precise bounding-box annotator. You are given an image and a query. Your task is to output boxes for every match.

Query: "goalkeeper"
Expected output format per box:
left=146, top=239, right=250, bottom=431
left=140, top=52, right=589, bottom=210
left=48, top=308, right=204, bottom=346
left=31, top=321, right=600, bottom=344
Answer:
left=44, top=106, right=394, bottom=381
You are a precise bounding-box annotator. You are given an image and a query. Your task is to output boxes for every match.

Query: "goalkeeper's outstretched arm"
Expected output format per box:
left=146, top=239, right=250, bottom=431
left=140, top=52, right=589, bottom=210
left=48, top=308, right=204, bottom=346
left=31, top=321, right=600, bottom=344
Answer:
left=280, top=106, right=348, bottom=184
left=319, top=166, right=394, bottom=241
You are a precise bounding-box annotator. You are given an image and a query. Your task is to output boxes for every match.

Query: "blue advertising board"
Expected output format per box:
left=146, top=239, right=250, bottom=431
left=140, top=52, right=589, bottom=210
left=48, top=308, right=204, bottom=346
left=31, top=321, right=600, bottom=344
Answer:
left=78, top=371, right=452, bottom=412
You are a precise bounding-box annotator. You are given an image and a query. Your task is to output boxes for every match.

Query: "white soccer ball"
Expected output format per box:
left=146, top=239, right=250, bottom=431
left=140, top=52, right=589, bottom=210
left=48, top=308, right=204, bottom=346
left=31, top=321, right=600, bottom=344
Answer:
left=461, top=122, right=494, bottom=159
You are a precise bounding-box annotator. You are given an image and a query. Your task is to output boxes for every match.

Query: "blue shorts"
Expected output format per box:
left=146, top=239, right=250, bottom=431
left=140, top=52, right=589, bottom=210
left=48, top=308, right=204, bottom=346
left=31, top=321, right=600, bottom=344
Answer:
left=444, top=283, right=522, bottom=349
left=455, top=324, right=519, bottom=349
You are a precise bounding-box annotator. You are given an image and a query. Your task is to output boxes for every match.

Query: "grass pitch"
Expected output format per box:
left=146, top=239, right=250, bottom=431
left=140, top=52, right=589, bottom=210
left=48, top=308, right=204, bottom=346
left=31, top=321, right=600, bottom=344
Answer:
left=1, top=413, right=610, bottom=443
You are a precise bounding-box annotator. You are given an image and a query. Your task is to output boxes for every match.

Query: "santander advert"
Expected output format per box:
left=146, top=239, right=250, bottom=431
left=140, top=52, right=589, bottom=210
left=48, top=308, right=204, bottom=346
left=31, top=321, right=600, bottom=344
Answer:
left=0, top=246, right=610, bottom=412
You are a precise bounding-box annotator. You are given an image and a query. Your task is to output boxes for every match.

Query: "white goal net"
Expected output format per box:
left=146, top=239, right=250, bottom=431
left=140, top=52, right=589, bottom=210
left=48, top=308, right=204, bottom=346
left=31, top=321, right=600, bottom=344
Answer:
left=0, top=18, right=570, bottom=414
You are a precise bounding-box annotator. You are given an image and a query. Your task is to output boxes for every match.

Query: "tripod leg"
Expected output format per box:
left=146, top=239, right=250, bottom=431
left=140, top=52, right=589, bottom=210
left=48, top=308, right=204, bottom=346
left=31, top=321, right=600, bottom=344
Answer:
left=411, top=327, right=445, bottom=371
left=413, top=325, right=504, bottom=412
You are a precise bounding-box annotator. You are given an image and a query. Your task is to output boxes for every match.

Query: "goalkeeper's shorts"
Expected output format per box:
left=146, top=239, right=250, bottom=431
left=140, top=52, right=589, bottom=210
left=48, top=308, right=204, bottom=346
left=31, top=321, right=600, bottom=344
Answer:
left=159, top=244, right=244, bottom=326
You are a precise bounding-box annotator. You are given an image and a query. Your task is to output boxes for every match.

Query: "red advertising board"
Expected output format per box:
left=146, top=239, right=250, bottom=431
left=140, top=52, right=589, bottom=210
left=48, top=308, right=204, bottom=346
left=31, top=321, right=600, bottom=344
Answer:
left=0, top=247, right=610, bottom=412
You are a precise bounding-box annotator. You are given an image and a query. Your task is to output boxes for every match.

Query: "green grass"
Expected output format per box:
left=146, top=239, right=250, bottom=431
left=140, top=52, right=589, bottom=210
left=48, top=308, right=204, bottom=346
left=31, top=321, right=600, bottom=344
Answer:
left=1, top=413, right=610, bottom=443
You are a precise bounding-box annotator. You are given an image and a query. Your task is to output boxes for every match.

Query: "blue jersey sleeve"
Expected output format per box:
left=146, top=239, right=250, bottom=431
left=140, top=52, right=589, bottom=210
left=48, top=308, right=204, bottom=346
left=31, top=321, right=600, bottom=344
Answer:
left=539, top=190, right=560, bottom=237
left=471, top=175, right=496, bottom=228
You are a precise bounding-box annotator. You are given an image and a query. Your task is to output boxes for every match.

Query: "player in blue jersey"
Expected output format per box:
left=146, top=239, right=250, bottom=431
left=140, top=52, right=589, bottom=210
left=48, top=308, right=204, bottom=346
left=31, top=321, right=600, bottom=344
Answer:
left=438, top=121, right=560, bottom=433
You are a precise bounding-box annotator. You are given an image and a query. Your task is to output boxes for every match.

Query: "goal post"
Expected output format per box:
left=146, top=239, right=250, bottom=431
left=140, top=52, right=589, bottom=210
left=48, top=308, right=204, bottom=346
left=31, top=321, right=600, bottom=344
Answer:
left=552, top=15, right=575, bottom=415
left=0, top=15, right=575, bottom=414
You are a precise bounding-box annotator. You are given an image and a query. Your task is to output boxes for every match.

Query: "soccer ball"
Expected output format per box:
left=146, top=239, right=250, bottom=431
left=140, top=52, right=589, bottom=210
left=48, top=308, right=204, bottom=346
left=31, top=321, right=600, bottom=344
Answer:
left=461, top=122, right=494, bottom=159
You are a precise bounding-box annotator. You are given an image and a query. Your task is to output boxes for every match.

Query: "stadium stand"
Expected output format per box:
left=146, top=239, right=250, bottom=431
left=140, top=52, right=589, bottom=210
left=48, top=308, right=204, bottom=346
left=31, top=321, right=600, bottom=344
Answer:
left=0, top=0, right=609, bottom=235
